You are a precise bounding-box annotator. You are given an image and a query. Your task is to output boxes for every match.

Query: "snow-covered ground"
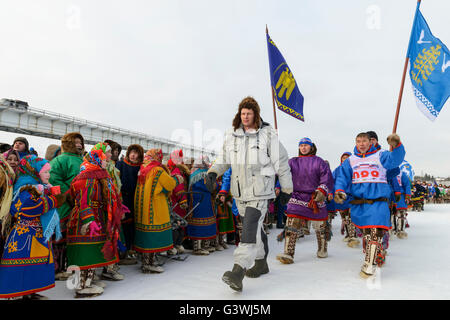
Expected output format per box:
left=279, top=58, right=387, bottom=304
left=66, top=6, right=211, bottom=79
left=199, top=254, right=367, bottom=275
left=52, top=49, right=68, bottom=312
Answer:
left=45, top=204, right=450, bottom=300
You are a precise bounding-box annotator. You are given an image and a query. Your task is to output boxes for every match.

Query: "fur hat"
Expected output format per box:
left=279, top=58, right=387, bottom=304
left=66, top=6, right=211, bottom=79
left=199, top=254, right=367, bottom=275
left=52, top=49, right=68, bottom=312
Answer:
left=45, top=144, right=61, bottom=161
left=104, top=139, right=122, bottom=154
left=125, top=144, right=144, bottom=164
left=13, top=137, right=29, bottom=153
left=61, top=132, right=84, bottom=154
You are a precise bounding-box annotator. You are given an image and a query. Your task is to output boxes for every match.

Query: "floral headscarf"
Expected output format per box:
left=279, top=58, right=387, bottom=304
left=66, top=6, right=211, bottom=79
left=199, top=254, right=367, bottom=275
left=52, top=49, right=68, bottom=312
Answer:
left=191, top=155, right=210, bottom=173
left=11, top=154, right=61, bottom=242
left=138, top=149, right=164, bottom=183
left=14, top=155, right=49, bottom=193
left=80, top=142, right=111, bottom=172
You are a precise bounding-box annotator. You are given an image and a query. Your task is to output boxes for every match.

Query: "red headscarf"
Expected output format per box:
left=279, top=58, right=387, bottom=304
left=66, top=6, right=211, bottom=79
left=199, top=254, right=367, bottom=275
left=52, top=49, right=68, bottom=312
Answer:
left=138, top=149, right=163, bottom=183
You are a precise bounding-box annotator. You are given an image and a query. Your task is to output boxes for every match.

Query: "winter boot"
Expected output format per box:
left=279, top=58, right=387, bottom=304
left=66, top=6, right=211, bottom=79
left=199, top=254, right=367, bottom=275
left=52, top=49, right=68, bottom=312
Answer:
left=219, top=234, right=228, bottom=249
left=222, top=264, right=246, bottom=292
left=75, top=269, right=104, bottom=298
left=167, top=247, right=178, bottom=255
left=215, top=235, right=224, bottom=251
left=101, top=264, right=124, bottom=281
left=396, top=211, right=408, bottom=239
left=276, top=217, right=300, bottom=264
left=315, top=224, right=328, bottom=258
left=360, top=229, right=383, bottom=278
left=245, top=258, right=269, bottom=278
left=192, top=240, right=209, bottom=255
left=141, top=253, right=164, bottom=273
left=175, top=244, right=185, bottom=254
left=204, top=240, right=216, bottom=253
left=118, top=250, right=138, bottom=265
left=23, top=293, right=49, bottom=300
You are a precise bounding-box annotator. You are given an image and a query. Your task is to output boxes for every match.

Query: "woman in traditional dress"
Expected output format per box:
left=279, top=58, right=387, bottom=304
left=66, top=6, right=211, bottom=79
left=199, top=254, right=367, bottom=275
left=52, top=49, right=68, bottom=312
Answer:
left=0, top=155, right=65, bottom=299
left=186, top=156, right=217, bottom=255
left=167, top=149, right=190, bottom=255
left=67, top=143, right=123, bottom=298
left=134, top=149, right=182, bottom=273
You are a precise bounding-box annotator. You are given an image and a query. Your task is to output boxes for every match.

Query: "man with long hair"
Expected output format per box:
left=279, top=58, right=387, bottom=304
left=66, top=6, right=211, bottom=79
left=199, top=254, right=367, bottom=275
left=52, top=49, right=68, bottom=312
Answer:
left=206, top=96, right=292, bottom=292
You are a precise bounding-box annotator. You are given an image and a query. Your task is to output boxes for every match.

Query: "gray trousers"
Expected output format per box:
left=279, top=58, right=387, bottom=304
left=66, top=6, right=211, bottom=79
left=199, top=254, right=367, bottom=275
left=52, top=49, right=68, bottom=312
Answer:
left=233, top=200, right=269, bottom=269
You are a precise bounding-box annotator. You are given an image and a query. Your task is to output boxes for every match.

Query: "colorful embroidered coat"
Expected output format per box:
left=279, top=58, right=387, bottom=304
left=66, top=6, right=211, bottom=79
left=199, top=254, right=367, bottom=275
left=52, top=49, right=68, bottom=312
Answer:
left=0, top=187, right=57, bottom=298
left=66, top=171, right=119, bottom=269
left=134, top=166, right=177, bottom=253
left=286, top=155, right=334, bottom=221
left=215, top=194, right=235, bottom=235
left=186, top=169, right=217, bottom=240
left=169, top=165, right=190, bottom=218
left=335, top=144, right=405, bottom=230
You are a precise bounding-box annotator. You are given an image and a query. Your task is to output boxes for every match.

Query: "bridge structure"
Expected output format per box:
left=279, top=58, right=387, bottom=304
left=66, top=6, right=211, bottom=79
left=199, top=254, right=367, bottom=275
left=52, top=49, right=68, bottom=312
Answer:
left=0, top=102, right=217, bottom=159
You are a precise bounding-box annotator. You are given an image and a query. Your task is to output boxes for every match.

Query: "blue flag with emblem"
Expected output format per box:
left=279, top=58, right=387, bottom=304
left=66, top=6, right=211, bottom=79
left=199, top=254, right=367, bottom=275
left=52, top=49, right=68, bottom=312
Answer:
left=267, top=32, right=304, bottom=122
left=400, top=160, right=415, bottom=182
left=407, top=3, right=450, bottom=121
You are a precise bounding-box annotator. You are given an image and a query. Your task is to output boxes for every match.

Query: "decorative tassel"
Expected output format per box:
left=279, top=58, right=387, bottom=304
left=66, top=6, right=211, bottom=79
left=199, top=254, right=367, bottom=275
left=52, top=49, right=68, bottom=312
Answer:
left=308, top=194, right=319, bottom=214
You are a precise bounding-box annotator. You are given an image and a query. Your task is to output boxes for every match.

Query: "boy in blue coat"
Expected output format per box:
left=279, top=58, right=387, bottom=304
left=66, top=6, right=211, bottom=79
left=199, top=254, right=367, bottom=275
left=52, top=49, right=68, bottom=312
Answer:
left=334, top=132, right=405, bottom=278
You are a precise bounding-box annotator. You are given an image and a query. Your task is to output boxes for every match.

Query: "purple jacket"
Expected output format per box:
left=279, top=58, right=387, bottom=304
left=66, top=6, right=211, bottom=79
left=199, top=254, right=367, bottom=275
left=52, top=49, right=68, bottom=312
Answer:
left=286, top=155, right=334, bottom=221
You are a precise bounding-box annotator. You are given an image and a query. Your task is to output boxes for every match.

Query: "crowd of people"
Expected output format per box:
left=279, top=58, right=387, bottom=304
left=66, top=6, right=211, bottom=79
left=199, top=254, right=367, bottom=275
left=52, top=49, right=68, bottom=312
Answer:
left=0, top=96, right=445, bottom=299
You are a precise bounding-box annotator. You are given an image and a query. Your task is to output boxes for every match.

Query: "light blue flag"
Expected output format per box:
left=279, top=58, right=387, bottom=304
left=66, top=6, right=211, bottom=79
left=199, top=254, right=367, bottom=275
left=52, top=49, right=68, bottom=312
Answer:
left=400, top=160, right=415, bottom=182
left=407, top=4, right=450, bottom=121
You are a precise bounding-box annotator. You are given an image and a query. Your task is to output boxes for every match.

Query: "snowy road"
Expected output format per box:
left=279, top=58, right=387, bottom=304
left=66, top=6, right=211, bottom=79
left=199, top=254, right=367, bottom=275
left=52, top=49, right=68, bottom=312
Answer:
left=45, top=204, right=450, bottom=300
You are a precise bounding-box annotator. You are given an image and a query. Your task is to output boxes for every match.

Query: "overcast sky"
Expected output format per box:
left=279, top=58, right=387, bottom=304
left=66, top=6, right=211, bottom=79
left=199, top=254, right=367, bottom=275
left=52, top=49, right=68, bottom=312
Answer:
left=1, top=0, right=449, bottom=176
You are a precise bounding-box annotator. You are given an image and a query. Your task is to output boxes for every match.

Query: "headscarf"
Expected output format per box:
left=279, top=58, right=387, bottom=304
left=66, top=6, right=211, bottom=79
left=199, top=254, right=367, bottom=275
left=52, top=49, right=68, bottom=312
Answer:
left=167, top=149, right=183, bottom=171
left=138, top=149, right=164, bottom=183
left=3, top=148, right=20, bottom=172
left=14, top=155, right=48, bottom=193
left=12, top=155, right=61, bottom=242
left=73, top=142, right=121, bottom=261
left=0, top=155, right=15, bottom=236
left=80, top=142, right=111, bottom=173
left=191, top=155, right=210, bottom=173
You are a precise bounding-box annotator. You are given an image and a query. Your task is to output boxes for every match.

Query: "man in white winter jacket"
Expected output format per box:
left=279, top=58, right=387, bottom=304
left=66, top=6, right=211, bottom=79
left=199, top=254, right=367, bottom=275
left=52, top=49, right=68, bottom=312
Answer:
left=205, top=96, right=293, bottom=292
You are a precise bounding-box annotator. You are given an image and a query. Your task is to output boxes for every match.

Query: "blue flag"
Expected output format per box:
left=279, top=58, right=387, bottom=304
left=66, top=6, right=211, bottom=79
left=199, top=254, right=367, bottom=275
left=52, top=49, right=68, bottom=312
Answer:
left=267, top=33, right=304, bottom=122
left=400, top=160, right=415, bottom=182
left=407, top=4, right=450, bottom=121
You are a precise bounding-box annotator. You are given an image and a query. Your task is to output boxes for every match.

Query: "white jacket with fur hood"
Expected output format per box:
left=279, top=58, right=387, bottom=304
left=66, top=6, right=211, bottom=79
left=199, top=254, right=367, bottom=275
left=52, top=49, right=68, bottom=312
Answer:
left=208, top=121, right=293, bottom=201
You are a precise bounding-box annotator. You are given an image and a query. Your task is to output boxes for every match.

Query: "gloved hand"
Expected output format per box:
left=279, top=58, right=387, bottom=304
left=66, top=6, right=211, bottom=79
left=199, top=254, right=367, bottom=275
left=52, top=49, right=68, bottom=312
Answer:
left=279, top=192, right=292, bottom=206
left=387, top=133, right=401, bottom=148
left=53, top=193, right=67, bottom=208
left=313, top=189, right=326, bottom=203
left=405, top=194, right=411, bottom=204
left=395, top=193, right=401, bottom=202
left=334, top=191, right=347, bottom=204
left=205, top=172, right=217, bottom=193
left=88, top=221, right=101, bottom=237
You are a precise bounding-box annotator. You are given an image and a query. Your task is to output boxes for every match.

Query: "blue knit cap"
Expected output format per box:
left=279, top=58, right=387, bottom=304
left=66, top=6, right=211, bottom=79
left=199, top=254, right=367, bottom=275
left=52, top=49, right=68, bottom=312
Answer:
left=298, top=137, right=313, bottom=147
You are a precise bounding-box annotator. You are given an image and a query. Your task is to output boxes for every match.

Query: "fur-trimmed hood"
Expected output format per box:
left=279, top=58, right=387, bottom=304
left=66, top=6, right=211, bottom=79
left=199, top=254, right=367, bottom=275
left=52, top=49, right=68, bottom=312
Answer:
left=126, top=144, right=144, bottom=164
left=45, top=144, right=61, bottom=161
left=61, top=132, right=84, bottom=154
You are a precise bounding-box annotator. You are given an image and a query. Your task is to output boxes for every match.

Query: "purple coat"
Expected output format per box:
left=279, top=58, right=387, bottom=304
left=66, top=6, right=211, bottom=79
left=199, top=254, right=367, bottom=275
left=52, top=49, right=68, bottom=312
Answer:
left=286, top=155, right=334, bottom=221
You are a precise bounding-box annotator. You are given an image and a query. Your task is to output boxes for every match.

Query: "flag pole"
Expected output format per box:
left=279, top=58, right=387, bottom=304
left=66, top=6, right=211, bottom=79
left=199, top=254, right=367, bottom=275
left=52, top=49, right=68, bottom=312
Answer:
left=392, top=0, right=421, bottom=134
left=267, top=25, right=278, bottom=130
